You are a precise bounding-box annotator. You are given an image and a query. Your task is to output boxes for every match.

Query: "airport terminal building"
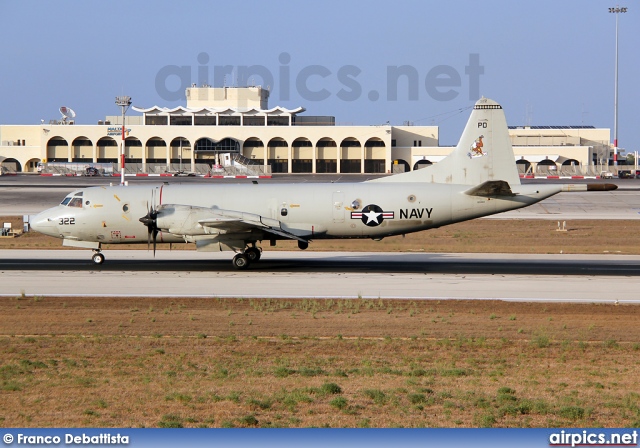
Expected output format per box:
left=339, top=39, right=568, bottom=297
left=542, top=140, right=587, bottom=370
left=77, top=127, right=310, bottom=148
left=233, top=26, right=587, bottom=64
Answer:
left=0, top=86, right=614, bottom=176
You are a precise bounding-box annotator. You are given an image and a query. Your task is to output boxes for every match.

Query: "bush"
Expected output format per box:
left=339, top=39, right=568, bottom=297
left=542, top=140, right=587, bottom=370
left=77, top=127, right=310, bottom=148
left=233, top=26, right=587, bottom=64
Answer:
left=408, top=393, right=426, bottom=404
left=238, top=414, right=259, bottom=427
left=274, top=366, right=295, bottom=378
left=247, top=398, right=272, bottom=410
left=558, top=406, right=584, bottom=420
left=330, top=396, right=348, bottom=410
left=363, top=389, right=387, bottom=405
left=479, top=413, right=496, bottom=427
left=497, top=387, right=516, bottom=395
left=320, top=382, right=342, bottom=395
left=532, top=334, right=550, bottom=348
left=158, top=414, right=183, bottom=428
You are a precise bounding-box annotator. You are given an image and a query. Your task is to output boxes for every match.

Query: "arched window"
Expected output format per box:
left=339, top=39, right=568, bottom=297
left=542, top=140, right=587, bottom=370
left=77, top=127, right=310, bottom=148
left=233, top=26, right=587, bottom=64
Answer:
left=195, top=138, right=240, bottom=152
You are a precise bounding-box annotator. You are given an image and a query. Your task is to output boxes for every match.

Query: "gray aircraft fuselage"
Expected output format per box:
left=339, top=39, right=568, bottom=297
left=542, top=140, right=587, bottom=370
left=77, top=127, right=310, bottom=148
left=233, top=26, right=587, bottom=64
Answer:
left=32, top=181, right=558, bottom=245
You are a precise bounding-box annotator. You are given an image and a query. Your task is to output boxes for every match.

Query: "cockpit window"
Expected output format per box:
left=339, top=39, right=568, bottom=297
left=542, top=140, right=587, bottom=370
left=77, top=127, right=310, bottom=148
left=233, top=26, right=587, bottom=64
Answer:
left=61, top=191, right=84, bottom=207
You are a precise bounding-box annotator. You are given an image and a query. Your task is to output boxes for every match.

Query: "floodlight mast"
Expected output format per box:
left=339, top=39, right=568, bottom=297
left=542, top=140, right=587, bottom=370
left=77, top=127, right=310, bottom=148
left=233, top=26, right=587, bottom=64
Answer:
left=115, top=96, right=132, bottom=185
left=609, top=6, right=627, bottom=168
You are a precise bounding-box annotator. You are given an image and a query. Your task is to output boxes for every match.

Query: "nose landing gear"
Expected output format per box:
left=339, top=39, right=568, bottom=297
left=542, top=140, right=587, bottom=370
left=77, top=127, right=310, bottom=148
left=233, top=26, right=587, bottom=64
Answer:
left=92, top=250, right=105, bottom=265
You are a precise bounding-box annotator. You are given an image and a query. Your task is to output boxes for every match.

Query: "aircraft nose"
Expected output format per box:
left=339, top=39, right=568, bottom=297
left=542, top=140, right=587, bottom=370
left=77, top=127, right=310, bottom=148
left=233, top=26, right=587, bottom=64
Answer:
left=30, top=210, right=59, bottom=237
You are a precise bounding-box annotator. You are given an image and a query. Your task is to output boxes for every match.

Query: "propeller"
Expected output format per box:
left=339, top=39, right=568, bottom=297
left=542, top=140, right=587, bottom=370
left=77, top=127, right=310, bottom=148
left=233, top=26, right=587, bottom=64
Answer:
left=139, top=189, right=159, bottom=256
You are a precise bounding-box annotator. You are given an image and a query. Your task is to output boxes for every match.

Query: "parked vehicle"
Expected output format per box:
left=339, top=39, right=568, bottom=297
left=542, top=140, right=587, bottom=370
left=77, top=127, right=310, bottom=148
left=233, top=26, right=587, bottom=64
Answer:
left=84, top=167, right=100, bottom=176
left=600, top=171, right=614, bottom=179
left=618, top=170, right=634, bottom=179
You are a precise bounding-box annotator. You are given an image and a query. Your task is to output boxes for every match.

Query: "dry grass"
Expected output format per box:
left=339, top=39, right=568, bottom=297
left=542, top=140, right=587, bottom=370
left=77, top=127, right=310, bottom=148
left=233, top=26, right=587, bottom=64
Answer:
left=1, top=297, right=640, bottom=428
left=3, top=216, right=640, bottom=254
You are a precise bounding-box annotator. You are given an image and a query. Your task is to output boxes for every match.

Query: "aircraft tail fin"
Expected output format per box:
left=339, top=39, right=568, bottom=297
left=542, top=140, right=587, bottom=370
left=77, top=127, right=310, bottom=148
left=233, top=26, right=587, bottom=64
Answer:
left=371, top=97, right=521, bottom=186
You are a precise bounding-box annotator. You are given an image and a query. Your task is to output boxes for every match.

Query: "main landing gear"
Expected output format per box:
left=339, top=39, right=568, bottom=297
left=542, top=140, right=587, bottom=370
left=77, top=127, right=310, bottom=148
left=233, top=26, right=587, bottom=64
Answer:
left=232, top=246, right=262, bottom=270
left=92, top=250, right=105, bottom=265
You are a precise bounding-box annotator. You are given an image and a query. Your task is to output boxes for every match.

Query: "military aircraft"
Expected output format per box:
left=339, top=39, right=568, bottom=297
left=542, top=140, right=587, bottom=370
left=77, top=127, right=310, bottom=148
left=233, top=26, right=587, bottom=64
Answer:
left=30, top=97, right=612, bottom=269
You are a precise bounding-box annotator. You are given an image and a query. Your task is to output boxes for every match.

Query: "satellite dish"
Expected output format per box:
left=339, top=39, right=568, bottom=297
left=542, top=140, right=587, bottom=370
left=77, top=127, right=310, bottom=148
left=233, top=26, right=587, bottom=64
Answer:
left=59, top=106, right=76, bottom=123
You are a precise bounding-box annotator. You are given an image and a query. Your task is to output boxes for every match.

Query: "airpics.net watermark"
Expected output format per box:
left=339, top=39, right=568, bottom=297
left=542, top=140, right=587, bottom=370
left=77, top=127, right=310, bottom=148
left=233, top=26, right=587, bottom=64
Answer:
left=155, top=52, right=483, bottom=104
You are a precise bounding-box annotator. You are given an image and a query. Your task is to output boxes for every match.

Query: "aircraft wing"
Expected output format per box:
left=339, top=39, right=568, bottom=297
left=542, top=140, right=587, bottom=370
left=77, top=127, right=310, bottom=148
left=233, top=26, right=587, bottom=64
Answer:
left=464, top=180, right=515, bottom=197
left=198, top=209, right=309, bottom=242
left=157, top=204, right=309, bottom=242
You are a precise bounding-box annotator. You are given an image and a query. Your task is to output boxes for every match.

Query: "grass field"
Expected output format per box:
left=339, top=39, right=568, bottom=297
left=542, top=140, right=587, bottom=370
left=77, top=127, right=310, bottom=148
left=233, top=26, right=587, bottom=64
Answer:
left=1, top=297, right=640, bottom=428
left=1, top=217, right=639, bottom=428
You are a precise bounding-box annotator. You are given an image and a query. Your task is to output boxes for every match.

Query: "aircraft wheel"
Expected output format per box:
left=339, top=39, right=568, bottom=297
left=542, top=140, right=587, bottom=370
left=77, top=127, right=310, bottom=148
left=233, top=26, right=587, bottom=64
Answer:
left=245, top=247, right=261, bottom=262
left=92, top=253, right=105, bottom=265
left=232, top=253, right=250, bottom=270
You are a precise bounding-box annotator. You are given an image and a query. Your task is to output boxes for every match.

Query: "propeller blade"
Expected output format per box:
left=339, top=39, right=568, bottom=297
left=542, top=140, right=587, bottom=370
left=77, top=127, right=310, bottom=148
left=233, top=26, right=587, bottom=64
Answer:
left=153, top=229, right=158, bottom=257
left=139, top=194, right=159, bottom=256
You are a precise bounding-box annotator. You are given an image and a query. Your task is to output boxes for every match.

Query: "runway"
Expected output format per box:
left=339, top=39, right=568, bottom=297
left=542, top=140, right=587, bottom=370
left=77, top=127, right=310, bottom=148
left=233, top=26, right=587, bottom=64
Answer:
left=1, top=250, right=638, bottom=302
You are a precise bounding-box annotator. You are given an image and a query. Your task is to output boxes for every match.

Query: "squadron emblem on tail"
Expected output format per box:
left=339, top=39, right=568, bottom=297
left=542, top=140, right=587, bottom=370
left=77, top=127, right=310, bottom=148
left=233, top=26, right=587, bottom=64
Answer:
left=468, top=135, right=487, bottom=159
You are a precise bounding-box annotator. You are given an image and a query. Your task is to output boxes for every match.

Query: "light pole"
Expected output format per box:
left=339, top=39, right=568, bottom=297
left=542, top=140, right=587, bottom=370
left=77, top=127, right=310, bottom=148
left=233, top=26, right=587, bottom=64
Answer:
left=609, top=6, right=627, bottom=168
left=115, top=96, right=132, bottom=185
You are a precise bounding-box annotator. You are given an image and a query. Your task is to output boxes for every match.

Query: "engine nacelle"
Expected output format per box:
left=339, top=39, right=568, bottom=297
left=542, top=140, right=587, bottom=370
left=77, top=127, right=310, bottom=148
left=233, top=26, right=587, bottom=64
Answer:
left=156, top=205, right=217, bottom=236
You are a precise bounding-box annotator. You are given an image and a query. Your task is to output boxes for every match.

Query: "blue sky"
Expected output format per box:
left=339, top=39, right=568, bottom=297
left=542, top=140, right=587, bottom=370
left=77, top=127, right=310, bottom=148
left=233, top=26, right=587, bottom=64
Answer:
left=1, top=0, right=638, bottom=146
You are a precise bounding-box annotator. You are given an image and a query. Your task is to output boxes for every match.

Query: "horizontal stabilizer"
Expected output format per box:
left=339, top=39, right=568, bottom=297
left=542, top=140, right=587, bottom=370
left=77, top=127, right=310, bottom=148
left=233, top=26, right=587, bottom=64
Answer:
left=464, top=180, right=515, bottom=197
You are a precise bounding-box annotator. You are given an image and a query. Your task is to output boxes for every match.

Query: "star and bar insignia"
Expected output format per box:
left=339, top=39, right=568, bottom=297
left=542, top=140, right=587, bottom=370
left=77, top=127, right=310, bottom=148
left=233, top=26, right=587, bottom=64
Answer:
left=351, top=204, right=394, bottom=227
